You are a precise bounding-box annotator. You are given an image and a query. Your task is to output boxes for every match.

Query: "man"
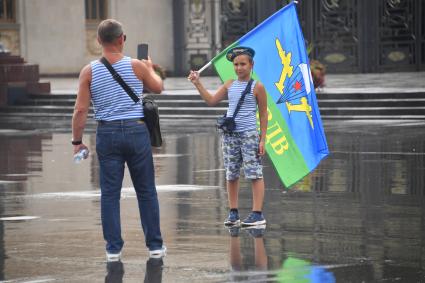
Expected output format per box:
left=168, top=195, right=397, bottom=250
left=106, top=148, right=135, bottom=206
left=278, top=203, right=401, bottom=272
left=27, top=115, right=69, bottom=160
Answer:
left=72, top=19, right=166, bottom=262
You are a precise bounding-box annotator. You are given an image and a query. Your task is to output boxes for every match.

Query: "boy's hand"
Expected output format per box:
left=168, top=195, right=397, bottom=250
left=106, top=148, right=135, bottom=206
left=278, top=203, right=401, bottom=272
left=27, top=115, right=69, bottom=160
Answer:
left=187, top=70, right=200, bottom=84
left=258, top=140, right=265, bottom=156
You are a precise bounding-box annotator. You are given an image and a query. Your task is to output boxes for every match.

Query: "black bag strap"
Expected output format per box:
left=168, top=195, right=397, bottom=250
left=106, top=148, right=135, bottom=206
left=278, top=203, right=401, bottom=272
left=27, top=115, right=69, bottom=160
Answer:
left=231, top=79, right=254, bottom=118
left=100, top=57, right=140, bottom=103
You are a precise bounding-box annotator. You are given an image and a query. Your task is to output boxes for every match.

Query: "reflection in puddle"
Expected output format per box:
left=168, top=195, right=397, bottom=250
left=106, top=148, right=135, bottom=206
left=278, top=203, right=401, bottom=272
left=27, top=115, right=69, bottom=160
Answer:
left=227, top=226, right=269, bottom=282
left=193, top=168, right=225, bottom=173
left=6, top=278, right=57, bottom=283
left=0, top=180, right=20, bottom=184
left=0, top=124, right=424, bottom=282
left=156, top=184, right=220, bottom=192
left=0, top=216, right=40, bottom=221
left=333, top=150, right=425, bottom=156
left=153, top=154, right=189, bottom=158
left=277, top=257, right=335, bottom=282
left=1, top=174, right=41, bottom=177
left=28, top=185, right=220, bottom=199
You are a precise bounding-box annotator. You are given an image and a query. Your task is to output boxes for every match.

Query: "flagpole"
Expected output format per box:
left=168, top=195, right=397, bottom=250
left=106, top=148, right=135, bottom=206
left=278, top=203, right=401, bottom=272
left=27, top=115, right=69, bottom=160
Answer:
left=197, top=60, right=212, bottom=74
left=187, top=60, right=212, bottom=81
left=195, top=1, right=295, bottom=75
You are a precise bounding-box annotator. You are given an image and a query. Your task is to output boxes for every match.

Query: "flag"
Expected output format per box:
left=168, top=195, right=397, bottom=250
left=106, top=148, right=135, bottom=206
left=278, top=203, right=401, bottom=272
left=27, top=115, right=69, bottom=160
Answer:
left=277, top=257, right=336, bottom=283
left=212, top=2, right=329, bottom=188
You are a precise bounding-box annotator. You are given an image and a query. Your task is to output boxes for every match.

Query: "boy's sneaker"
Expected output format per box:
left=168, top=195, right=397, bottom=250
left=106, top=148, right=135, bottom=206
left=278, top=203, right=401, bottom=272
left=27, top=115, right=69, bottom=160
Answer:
left=224, top=210, right=240, bottom=226
left=149, top=245, right=167, bottom=259
left=106, top=251, right=122, bottom=262
left=228, top=226, right=241, bottom=237
left=241, top=212, right=266, bottom=227
left=244, top=224, right=266, bottom=238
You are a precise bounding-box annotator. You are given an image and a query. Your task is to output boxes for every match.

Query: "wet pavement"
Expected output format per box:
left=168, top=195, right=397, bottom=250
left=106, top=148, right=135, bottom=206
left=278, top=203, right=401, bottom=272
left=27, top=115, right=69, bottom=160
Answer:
left=1, top=72, right=425, bottom=282
left=0, top=118, right=425, bottom=282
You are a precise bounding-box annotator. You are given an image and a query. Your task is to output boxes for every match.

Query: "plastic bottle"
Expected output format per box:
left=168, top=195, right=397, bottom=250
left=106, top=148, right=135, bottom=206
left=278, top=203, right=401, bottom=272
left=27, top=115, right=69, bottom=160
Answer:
left=73, top=148, right=89, bottom=164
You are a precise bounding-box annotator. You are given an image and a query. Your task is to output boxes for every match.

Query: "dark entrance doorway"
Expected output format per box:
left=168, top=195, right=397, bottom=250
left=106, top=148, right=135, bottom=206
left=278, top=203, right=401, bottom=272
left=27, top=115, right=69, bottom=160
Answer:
left=220, top=0, right=283, bottom=48
left=298, top=0, right=425, bottom=73
left=219, top=0, right=425, bottom=73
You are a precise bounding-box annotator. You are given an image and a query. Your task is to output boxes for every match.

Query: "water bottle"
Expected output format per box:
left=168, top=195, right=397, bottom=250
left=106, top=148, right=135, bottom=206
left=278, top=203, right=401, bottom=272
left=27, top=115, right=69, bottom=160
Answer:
left=73, top=148, right=89, bottom=164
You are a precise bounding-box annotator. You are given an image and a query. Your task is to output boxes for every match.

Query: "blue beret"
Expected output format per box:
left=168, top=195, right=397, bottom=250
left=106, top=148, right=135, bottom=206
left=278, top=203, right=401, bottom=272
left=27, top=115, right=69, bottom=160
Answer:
left=226, top=46, right=255, bottom=62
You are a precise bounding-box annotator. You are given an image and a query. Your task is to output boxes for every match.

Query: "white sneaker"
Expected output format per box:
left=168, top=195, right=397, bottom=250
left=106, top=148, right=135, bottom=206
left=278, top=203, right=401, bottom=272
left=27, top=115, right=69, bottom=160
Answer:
left=106, top=251, right=122, bottom=262
left=149, top=245, right=167, bottom=259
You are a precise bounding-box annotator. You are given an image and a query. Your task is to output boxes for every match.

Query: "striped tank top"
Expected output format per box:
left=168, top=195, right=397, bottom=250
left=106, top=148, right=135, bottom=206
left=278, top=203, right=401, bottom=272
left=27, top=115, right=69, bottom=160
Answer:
left=90, top=56, right=144, bottom=121
left=226, top=80, right=257, bottom=132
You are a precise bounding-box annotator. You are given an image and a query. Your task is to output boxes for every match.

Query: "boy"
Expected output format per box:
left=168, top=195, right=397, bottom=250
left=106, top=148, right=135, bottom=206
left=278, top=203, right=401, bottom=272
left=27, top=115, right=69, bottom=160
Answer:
left=188, top=46, right=268, bottom=227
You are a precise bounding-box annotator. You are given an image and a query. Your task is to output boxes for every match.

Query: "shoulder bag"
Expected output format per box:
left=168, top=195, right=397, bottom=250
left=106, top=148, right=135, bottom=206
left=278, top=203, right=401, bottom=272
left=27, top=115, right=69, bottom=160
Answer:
left=216, top=79, right=254, bottom=132
left=100, top=57, right=162, bottom=147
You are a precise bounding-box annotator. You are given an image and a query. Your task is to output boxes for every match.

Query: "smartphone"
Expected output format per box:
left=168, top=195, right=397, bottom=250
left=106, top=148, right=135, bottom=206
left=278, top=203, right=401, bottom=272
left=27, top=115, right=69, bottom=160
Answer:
left=137, top=44, right=149, bottom=60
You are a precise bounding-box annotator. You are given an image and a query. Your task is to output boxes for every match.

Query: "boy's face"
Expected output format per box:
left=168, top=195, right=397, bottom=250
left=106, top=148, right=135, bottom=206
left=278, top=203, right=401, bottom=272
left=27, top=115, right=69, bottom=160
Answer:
left=233, top=55, right=253, bottom=79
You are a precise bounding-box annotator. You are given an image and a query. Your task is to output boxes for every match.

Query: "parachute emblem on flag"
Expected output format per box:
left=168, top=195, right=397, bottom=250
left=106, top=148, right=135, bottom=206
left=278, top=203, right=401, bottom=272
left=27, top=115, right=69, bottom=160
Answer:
left=275, top=38, right=315, bottom=129
left=276, top=63, right=313, bottom=105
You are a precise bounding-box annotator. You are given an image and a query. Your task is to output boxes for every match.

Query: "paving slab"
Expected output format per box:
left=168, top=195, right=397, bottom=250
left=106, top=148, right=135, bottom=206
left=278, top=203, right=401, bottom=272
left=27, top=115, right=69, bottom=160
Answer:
left=0, top=120, right=424, bottom=282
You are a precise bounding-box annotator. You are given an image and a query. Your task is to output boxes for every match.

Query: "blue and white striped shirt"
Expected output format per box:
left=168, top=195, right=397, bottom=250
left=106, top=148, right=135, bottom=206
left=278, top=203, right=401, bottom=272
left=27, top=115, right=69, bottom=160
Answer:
left=226, top=80, right=258, bottom=132
left=90, top=56, right=144, bottom=121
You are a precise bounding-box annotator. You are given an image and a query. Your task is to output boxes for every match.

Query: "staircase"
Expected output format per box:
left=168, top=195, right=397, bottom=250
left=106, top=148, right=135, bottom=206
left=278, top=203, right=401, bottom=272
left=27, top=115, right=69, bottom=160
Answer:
left=316, top=91, right=425, bottom=120
left=0, top=51, right=51, bottom=107
left=0, top=90, right=424, bottom=131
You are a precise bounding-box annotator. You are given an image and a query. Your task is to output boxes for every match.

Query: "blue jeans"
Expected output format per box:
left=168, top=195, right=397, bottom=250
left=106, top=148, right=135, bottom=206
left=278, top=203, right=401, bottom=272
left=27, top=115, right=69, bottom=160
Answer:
left=96, top=119, right=163, bottom=253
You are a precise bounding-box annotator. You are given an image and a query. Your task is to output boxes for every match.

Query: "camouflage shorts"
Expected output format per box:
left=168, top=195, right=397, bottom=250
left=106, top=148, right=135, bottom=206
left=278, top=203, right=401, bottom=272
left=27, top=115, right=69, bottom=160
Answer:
left=222, top=130, right=263, bottom=180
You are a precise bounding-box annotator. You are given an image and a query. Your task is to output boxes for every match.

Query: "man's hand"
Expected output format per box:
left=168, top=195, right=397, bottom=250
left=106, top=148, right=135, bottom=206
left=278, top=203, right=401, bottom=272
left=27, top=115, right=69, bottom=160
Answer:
left=141, top=56, right=155, bottom=72
left=73, top=143, right=89, bottom=157
left=132, top=57, right=163, bottom=94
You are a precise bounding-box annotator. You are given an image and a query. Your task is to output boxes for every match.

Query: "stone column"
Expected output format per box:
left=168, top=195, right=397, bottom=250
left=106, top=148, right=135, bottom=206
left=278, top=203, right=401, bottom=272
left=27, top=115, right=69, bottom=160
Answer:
left=20, top=0, right=86, bottom=74
left=182, top=0, right=218, bottom=75
left=0, top=0, right=20, bottom=56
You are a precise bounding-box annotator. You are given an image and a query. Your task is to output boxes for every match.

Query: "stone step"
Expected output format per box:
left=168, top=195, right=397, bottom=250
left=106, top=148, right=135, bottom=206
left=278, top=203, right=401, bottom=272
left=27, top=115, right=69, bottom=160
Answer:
left=1, top=90, right=424, bottom=127
left=20, top=98, right=229, bottom=108
left=29, top=93, right=206, bottom=100
left=29, top=91, right=425, bottom=100
left=19, top=97, right=425, bottom=108
left=0, top=53, right=25, bottom=64
left=1, top=113, right=424, bottom=128
left=318, top=98, right=425, bottom=107
left=0, top=105, right=229, bottom=115
left=5, top=103, right=425, bottom=114
left=19, top=98, right=78, bottom=106
left=30, top=93, right=76, bottom=99
left=1, top=105, right=77, bottom=114
left=319, top=106, right=425, bottom=115
left=0, top=64, right=40, bottom=83
left=321, top=115, right=425, bottom=120
left=0, top=112, right=84, bottom=119
left=316, top=91, right=425, bottom=100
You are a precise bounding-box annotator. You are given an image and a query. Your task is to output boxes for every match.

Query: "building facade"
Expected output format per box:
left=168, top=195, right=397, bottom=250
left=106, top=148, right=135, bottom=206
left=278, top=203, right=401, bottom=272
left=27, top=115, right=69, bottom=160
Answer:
left=0, top=0, right=174, bottom=75
left=0, top=0, right=424, bottom=75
